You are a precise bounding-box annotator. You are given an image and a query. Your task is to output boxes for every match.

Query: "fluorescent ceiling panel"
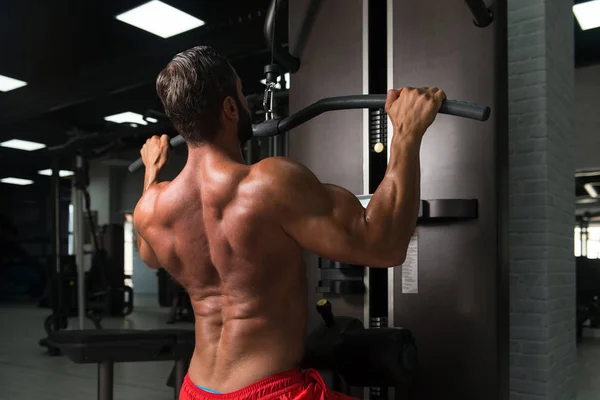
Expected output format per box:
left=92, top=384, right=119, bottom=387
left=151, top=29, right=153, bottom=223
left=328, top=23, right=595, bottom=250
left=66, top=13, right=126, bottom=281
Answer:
left=584, top=183, right=599, bottom=198
left=0, top=139, right=46, bottom=151
left=260, top=72, right=291, bottom=89
left=38, top=169, right=75, bottom=177
left=0, top=74, right=27, bottom=92
left=116, top=0, right=205, bottom=39
left=104, top=111, right=148, bottom=126
left=1, top=177, right=34, bottom=185
left=573, top=1, right=600, bottom=30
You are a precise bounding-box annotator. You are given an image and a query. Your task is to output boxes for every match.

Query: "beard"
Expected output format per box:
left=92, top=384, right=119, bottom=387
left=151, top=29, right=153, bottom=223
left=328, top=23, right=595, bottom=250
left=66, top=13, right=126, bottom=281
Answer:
left=236, top=99, right=254, bottom=145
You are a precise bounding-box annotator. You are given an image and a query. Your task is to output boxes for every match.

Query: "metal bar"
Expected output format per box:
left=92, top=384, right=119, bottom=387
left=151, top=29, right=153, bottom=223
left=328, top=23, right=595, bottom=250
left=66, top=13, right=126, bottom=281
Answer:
left=282, top=132, right=289, bottom=157
left=128, top=95, right=491, bottom=172
left=174, top=359, right=188, bottom=400
left=272, top=135, right=282, bottom=156
left=267, top=137, right=275, bottom=157
left=580, top=220, right=584, bottom=256
left=244, top=141, right=253, bottom=165
left=264, top=0, right=300, bottom=73
left=464, top=0, right=493, bottom=27
left=275, top=96, right=491, bottom=134
left=74, top=155, right=85, bottom=329
left=362, top=8, right=371, bottom=400
left=98, top=361, right=114, bottom=400
left=583, top=225, right=588, bottom=257
left=51, top=157, right=63, bottom=329
left=47, top=121, right=173, bottom=154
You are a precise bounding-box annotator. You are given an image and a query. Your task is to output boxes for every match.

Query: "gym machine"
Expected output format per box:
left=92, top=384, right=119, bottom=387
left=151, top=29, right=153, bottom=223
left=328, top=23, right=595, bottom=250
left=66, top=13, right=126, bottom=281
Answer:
left=125, top=1, right=494, bottom=398
left=39, top=148, right=134, bottom=355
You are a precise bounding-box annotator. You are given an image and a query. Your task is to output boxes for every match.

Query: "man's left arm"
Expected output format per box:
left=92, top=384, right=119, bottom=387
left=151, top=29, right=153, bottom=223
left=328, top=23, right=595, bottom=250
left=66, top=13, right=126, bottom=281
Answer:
left=133, top=135, right=171, bottom=270
left=134, top=183, right=169, bottom=270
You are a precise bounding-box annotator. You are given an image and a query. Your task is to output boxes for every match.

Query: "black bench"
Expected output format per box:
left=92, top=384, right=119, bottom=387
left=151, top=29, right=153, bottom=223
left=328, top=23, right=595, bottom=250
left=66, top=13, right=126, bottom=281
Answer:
left=46, top=329, right=195, bottom=400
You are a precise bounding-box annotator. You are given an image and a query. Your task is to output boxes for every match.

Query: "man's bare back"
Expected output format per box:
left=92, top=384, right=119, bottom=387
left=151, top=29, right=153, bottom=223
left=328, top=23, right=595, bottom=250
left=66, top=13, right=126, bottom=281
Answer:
left=134, top=43, right=445, bottom=399
left=135, top=149, right=310, bottom=392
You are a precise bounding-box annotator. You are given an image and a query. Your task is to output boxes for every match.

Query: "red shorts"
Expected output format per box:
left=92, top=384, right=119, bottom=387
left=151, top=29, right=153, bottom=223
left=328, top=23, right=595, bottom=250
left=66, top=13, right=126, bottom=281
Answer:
left=179, top=368, right=357, bottom=400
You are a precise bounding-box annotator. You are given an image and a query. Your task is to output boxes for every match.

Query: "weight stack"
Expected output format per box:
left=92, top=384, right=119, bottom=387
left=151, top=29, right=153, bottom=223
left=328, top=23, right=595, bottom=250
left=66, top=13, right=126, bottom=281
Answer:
left=316, top=259, right=365, bottom=295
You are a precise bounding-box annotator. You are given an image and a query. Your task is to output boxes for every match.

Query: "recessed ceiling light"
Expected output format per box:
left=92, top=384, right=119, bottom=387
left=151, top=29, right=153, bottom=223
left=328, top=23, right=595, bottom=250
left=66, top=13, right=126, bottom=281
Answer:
left=584, top=183, right=599, bottom=198
left=0, top=139, right=46, bottom=151
left=0, top=74, right=27, bottom=92
left=104, top=112, right=148, bottom=126
left=38, top=169, right=75, bottom=178
left=116, top=0, right=205, bottom=39
left=573, top=0, right=600, bottom=31
left=260, top=72, right=291, bottom=89
left=1, top=177, right=34, bottom=186
left=146, top=117, right=158, bottom=123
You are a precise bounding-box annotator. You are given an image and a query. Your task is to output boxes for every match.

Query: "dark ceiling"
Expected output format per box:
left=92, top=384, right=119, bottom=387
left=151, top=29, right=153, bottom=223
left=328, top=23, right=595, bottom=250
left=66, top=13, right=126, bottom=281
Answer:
left=574, top=0, right=600, bottom=67
left=0, top=0, right=599, bottom=194
left=0, top=0, right=276, bottom=180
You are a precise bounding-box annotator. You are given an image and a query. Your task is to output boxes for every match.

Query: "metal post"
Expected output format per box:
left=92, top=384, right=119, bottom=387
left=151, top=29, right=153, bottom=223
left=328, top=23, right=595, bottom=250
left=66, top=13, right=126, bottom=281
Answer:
left=244, top=140, right=254, bottom=165
left=51, top=157, right=63, bottom=329
left=273, top=135, right=282, bottom=156
left=283, top=132, right=289, bottom=157
left=267, top=137, right=275, bottom=157
left=98, top=361, right=114, bottom=400
left=582, top=222, right=588, bottom=258
left=580, top=220, right=585, bottom=256
left=74, top=155, right=86, bottom=329
left=174, top=359, right=188, bottom=400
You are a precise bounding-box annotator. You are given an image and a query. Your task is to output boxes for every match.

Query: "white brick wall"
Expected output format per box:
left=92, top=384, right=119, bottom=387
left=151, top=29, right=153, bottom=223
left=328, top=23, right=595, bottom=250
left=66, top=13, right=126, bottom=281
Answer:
left=508, top=0, right=575, bottom=399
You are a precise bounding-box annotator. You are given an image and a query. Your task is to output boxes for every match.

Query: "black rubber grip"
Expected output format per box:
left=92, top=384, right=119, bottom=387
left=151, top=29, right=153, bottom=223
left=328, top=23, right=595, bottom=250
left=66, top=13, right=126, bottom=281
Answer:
left=127, top=135, right=186, bottom=173
left=439, top=100, right=490, bottom=121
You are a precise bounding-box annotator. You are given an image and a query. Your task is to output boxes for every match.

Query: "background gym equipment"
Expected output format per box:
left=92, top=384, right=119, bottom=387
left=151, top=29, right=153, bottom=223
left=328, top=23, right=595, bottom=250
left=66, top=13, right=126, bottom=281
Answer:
left=39, top=149, right=134, bottom=355
left=302, top=299, right=418, bottom=390
left=45, top=329, right=194, bottom=400
left=576, top=256, right=600, bottom=341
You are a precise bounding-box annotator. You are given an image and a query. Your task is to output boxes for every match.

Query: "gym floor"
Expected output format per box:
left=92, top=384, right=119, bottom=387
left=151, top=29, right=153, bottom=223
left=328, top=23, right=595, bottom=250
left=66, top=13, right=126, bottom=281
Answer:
left=577, top=339, right=600, bottom=400
left=0, top=297, right=597, bottom=400
left=0, top=295, right=193, bottom=400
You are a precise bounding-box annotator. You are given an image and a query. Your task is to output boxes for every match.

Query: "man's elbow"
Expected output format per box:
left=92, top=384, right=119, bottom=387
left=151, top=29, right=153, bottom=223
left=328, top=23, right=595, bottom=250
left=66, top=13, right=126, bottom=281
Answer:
left=139, top=247, right=161, bottom=269
left=368, top=245, right=407, bottom=268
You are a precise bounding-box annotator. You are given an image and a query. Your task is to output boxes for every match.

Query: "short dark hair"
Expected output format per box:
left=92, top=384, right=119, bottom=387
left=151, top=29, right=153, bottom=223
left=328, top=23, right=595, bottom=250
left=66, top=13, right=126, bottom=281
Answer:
left=156, top=46, right=238, bottom=145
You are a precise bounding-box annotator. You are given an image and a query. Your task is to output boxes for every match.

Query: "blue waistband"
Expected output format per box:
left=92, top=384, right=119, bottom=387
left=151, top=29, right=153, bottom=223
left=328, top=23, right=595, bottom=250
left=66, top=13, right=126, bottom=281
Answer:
left=196, top=385, right=222, bottom=394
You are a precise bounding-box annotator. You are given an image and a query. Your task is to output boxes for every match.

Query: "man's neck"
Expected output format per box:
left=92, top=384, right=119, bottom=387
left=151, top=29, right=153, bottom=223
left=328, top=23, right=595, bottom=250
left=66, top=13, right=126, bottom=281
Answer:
left=187, top=139, right=245, bottom=165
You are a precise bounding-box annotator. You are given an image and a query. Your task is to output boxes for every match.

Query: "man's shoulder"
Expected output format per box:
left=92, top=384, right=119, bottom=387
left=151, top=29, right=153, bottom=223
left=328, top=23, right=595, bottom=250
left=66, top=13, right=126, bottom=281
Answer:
left=241, top=157, right=312, bottom=211
left=250, top=156, right=310, bottom=185
left=134, top=182, right=172, bottom=228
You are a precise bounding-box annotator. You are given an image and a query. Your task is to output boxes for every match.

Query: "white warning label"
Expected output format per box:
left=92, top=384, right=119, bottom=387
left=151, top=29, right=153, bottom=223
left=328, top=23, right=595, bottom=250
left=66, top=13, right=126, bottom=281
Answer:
left=401, top=233, right=419, bottom=294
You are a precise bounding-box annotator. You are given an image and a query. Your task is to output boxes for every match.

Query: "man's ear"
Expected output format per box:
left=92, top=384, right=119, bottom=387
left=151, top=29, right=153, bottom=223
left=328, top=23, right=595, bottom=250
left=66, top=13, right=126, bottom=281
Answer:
left=222, top=96, right=238, bottom=122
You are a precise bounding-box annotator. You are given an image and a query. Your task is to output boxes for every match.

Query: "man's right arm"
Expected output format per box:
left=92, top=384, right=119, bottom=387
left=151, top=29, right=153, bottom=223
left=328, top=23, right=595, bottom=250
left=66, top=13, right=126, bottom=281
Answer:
left=260, top=87, right=444, bottom=268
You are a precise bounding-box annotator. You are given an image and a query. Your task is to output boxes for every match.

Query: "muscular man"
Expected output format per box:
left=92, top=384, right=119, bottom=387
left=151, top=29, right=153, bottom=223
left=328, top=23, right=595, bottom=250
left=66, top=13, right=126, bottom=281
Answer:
left=134, top=46, right=445, bottom=400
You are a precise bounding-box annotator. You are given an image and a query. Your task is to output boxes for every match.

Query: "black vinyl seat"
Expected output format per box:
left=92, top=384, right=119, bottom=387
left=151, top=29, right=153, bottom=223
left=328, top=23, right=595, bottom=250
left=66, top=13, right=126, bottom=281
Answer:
left=46, top=329, right=195, bottom=400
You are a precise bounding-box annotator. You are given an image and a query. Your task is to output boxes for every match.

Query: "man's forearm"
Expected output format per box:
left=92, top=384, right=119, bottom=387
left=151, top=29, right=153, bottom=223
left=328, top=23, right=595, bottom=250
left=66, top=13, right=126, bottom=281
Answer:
left=144, top=166, right=160, bottom=192
left=364, top=130, right=422, bottom=263
left=138, top=166, right=161, bottom=251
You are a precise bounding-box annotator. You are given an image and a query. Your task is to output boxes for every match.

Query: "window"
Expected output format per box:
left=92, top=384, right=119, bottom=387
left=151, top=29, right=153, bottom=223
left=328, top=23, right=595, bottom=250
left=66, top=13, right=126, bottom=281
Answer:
left=574, top=226, right=600, bottom=258
left=68, top=203, right=74, bottom=255
left=124, top=216, right=134, bottom=288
